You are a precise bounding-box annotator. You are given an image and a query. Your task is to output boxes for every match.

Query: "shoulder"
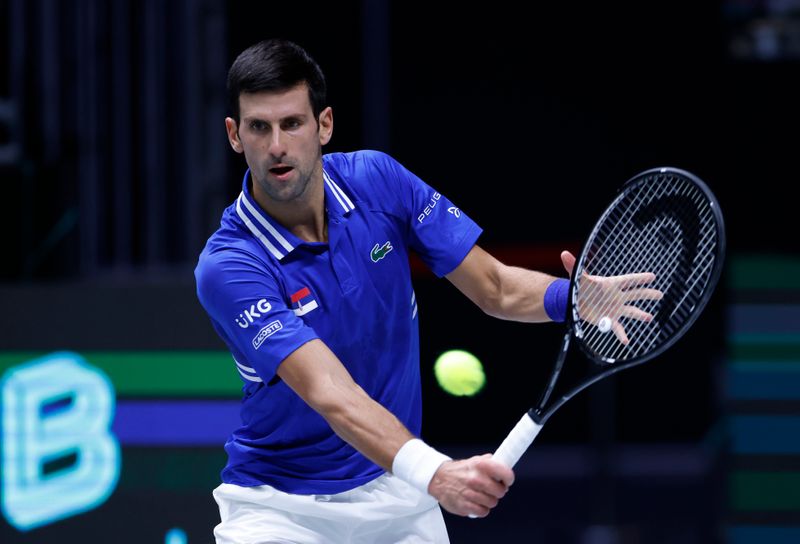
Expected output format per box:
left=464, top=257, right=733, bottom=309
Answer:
left=197, top=239, right=272, bottom=277
left=195, top=239, right=275, bottom=299
left=324, top=150, right=418, bottom=209
left=197, top=203, right=269, bottom=273
left=323, top=149, right=401, bottom=175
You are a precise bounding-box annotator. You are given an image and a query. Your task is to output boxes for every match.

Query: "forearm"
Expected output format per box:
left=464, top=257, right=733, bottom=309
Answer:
left=322, top=385, right=455, bottom=497
left=277, top=339, right=512, bottom=516
left=447, top=245, right=567, bottom=323
left=318, top=376, right=414, bottom=471
left=277, top=339, right=415, bottom=471
left=485, top=263, right=560, bottom=322
left=329, top=388, right=510, bottom=512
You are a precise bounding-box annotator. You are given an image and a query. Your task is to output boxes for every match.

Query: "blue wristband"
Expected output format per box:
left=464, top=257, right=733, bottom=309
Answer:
left=543, top=278, right=569, bottom=322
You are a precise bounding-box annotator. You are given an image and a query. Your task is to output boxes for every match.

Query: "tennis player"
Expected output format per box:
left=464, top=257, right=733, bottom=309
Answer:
left=195, top=38, right=658, bottom=543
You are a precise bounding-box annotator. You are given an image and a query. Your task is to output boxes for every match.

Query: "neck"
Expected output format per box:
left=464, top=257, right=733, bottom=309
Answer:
left=252, top=168, right=327, bottom=243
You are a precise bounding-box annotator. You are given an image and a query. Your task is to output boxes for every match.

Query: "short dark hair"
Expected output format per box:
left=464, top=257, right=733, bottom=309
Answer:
left=227, top=39, right=327, bottom=123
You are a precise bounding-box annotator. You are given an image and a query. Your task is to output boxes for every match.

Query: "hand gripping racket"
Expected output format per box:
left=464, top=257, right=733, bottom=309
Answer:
left=493, top=167, right=726, bottom=468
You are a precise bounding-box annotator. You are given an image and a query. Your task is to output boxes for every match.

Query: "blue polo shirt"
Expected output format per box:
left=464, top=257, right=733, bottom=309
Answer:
left=195, top=150, right=482, bottom=494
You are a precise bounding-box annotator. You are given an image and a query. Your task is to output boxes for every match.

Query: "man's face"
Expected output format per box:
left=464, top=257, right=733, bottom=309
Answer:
left=226, top=84, right=332, bottom=204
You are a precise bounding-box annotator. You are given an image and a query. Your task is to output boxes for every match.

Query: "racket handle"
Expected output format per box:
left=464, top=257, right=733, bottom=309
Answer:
left=492, top=413, right=543, bottom=468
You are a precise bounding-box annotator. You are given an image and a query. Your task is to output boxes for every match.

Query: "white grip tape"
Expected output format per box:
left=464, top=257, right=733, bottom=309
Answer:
left=492, top=413, right=543, bottom=468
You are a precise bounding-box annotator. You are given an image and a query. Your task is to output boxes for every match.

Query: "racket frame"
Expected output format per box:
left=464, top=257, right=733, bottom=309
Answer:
left=493, top=167, right=726, bottom=467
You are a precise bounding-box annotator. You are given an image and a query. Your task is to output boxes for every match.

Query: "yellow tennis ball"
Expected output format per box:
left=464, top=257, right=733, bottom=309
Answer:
left=434, top=350, right=485, bottom=396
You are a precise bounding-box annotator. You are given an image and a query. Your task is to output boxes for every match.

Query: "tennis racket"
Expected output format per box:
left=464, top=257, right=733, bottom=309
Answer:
left=493, top=167, right=726, bottom=468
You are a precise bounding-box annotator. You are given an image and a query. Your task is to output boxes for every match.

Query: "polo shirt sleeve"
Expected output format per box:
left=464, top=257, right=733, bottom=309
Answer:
left=195, top=248, right=319, bottom=380
left=372, top=151, right=483, bottom=277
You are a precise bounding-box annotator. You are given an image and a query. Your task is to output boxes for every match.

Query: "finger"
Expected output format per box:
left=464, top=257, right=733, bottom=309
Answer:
left=611, top=320, right=629, bottom=345
left=472, top=473, right=509, bottom=499
left=463, top=488, right=500, bottom=512
left=468, top=457, right=511, bottom=497
left=443, top=493, right=490, bottom=518
left=480, top=457, right=516, bottom=487
left=469, top=488, right=500, bottom=508
left=619, top=305, right=654, bottom=322
left=560, top=251, right=576, bottom=277
left=613, top=272, right=656, bottom=289
left=458, top=491, right=492, bottom=518
left=622, top=287, right=663, bottom=302
left=466, top=503, right=490, bottom=518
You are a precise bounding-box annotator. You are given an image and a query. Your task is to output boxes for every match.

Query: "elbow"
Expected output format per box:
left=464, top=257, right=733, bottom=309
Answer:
left=476, top=267, right=506, bottom=319
left=478, top=290, right=505, bottom=319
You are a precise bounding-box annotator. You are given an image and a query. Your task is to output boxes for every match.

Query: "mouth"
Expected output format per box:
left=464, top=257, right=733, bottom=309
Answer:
left=268, top=165, right=294, bottom=181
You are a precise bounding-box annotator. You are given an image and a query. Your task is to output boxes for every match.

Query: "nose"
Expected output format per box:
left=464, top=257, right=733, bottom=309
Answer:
left=268, top=129, right=287, bottom=158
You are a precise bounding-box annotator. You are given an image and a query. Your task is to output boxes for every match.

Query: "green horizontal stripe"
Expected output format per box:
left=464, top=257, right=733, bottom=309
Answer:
left=118, top=448, right=226, bottom=492
left=729, top=335, right=800, bottom=362
left=730, top=471, right=800, bottom=511
left=0, top=351, right=242, bottom=396
left=730, top=255, right=800, bottom=291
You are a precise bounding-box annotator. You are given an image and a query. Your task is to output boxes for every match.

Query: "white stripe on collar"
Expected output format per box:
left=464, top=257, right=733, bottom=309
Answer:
left=236, top=195, right=286, bottom=260
left=323, top=169, right=355, bottom=213
left=239, top=192, right=295, bottom=252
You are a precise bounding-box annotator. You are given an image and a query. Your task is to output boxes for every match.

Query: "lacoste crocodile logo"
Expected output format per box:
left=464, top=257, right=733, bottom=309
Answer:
left=370, top=241, right=393, bottom=263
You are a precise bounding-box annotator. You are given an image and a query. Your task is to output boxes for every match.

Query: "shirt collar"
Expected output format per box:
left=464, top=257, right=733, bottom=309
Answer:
left=323, top=168, right=356, bottom=217
left=235, top=168, right=356, bottom=261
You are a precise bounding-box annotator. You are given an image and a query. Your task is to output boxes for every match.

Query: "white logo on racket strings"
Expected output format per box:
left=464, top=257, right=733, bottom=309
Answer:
left=235, top=298, right=272, bottom=329
left=417, top=192, right=442, bottom=223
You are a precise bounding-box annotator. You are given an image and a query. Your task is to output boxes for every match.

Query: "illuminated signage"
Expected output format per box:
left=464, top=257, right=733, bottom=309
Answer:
left=1, top=352, right=119, bottom=531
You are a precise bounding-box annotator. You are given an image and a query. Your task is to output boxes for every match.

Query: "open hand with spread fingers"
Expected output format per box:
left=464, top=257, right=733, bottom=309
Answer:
left=560, top=250, right=664, bottom=345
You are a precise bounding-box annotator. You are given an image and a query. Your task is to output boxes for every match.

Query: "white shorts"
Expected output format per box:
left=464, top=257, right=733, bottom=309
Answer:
left=212, top=473, right=450, bottom=543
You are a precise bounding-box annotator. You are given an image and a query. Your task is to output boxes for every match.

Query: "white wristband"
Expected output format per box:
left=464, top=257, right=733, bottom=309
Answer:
left=391, top=438, right=451, bottom=495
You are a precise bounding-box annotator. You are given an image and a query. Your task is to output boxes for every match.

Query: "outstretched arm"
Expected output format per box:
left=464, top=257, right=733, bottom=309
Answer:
left=445, top=245, right=563, bottom=322
left=277, top=339, right=514, bottom=517
left=446, top=245, right=663, bottom=343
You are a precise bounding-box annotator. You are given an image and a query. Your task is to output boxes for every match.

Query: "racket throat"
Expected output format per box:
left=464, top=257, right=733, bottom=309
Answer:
left=535, top=330, right=572, bottom=419
left=528, top=408, right=546, bottom=425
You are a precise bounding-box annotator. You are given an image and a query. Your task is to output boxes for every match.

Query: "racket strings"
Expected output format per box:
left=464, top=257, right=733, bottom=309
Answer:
left=586, top=218, right=682, bottom=361
left=574, top=173, right=719, bottom=363
left=590, top=178, right=709, bottom=352
left=589, top=218, right=682, bottom=359
left=579, top=176, right=686, bottom=324
left=589, top=178, right=715, bottom=359
left=667, top=221, right=717, bottom=318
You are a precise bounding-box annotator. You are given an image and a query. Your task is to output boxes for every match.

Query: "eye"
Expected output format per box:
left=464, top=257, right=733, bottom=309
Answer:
left=250, top=120, right=267, bottom=131
left=283, top=118, right=302, bottom=130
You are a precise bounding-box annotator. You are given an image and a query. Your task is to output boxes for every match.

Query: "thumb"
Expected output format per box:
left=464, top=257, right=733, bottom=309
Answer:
left=560, top=250, right=576, bottom=277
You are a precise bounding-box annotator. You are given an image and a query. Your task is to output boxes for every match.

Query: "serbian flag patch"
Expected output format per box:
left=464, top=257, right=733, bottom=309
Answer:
left=290, top=287, right=319, bottom=316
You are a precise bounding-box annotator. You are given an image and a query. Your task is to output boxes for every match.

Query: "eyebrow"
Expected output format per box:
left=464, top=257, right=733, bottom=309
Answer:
left=242, top=113, right=308, bottom=124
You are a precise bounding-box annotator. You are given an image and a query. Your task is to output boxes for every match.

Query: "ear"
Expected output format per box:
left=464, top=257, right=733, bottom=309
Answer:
left=225, top=117, right=244, bottom=153
left=318, top=107, right=333, bottom=146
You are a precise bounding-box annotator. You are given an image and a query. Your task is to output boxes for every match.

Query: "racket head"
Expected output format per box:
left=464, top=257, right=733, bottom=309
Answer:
left=567, top=167, right=726, bottom=367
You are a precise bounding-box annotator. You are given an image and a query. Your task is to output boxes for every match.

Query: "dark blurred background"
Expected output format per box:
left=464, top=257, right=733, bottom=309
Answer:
left=1, top=0, right=799, bottom=543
